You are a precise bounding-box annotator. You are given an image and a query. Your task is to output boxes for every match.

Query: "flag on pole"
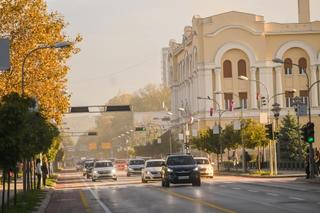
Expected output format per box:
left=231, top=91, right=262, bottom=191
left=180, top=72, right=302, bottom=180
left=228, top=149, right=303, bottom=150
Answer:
left=229, top=100, right=234, bottom=111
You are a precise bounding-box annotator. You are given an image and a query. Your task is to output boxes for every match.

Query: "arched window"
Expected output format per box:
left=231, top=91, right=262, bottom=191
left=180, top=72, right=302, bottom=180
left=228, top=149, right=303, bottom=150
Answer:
left=298, top=57, right=307, bottom=74
left=284, top=58, right=292, bottom=75
left=238, top=59, right=247, bottom=77
left=223, top=60, right=232, bottom=78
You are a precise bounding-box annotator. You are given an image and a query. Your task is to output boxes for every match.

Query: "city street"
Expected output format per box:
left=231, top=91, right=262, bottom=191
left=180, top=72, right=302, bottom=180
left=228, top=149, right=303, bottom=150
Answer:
left=45, top=170, right=320, bottom=213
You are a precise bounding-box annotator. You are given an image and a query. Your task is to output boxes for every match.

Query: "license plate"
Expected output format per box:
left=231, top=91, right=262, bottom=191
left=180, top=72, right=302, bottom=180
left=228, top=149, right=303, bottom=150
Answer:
left=178, top=176, right=189, bottom=180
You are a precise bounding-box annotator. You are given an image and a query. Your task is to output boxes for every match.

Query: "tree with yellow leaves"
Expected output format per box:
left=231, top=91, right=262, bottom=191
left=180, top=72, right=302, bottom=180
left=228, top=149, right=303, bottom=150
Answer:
left=0, top=0, right=81, bottom=124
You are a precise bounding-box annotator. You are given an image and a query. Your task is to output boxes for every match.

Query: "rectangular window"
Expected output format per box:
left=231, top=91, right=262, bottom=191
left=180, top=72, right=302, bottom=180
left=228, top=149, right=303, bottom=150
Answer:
left=299, top=90, right=309, bottom=105
left=224, top=93, right=233, bottom=110
left=285, top=68, right=292, bottom=75
left=239, top=92, right=248, bottom=109
left=285, top=91, right=294, bottom=107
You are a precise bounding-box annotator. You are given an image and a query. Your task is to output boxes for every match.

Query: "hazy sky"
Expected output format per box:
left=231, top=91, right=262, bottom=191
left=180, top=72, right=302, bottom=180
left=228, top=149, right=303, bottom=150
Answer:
left=46, top=0, right=320, bottom=106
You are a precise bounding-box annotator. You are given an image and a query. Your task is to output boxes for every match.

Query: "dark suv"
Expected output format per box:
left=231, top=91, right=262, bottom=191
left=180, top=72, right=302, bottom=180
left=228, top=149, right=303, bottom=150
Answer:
left=161, top=154, right=201, bottom=187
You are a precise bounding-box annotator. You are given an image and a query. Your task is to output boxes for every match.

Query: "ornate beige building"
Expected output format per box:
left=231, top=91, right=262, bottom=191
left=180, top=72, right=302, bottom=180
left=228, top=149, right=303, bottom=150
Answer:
left=168, top=0, right=320, bottom=146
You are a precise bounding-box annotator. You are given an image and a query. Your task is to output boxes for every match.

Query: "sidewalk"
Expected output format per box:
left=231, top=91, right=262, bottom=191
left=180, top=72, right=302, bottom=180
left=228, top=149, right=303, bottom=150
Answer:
left=218, top=170, right=306, bottom=178
left=0, top=181, right=23, bottom=204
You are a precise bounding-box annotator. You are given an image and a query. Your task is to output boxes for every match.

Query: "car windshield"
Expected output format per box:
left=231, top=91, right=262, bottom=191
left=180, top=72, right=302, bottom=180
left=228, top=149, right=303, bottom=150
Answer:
left=146, top=161, right=164, bottom=167
left=195, top=159, right=209, bottom=164
left=85, top=162, right=94, bottom=167
left=167, top=156, right=195, bottom=166
left=129, top=160, right=144, bottom=165
left=95, top=162, right=113, bottom=168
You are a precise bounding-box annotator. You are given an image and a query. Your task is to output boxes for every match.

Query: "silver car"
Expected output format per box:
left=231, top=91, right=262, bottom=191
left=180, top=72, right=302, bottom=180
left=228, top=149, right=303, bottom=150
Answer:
left=92, top=160, right=117, bottom=182
left=141, top=159, right=165, bottom=183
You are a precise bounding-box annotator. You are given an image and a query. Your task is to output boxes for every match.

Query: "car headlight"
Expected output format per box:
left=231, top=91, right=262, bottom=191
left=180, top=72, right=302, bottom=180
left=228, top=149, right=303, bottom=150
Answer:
left=93, top=170, right=98, bottom=174
left=193, top=167, right=199, bottom=171
left=128, top=167, right=133, bottom=171
left=167, top=168, right=173, bottom=173
left=111, top=168, right=116, bottom=174
left=146, top=171, right=151, bottom=175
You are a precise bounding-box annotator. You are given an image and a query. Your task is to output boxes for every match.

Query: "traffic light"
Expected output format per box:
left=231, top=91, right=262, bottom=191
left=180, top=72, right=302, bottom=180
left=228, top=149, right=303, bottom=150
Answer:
left=261, top=97, right=267, bottom=106
left=135, top=127, right=146, bottom=131
left=306, top=122, right=315, bottom=143
left=265, top=124, right=273, bottom=139
left=300, top=124, right=307, bottom=142
left=210, top=108, right=213, bottom=116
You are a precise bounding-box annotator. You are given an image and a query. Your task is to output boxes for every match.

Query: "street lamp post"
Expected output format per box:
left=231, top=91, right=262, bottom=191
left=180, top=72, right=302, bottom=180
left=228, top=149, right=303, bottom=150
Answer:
left=21, top=41, right=72, bottom=95
left=197, top=96, right=226, bottom=171
left=273, top=58, right=316, bottom=178
left=214, top=91, right=247, bottom=173
left=238, top=75, right=278, bottom=175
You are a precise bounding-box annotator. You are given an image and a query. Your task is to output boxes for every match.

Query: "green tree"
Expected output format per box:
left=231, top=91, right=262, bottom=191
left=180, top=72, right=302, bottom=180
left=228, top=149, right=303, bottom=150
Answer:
left=0, top=0, right=81, bottom=124
left=278, top=114, right=307, bottom=161
left=221, top=124, right=241, bottom=159
left=242, top=119, right=268, bottom=149
left=190, top=128, right=225, bottom=168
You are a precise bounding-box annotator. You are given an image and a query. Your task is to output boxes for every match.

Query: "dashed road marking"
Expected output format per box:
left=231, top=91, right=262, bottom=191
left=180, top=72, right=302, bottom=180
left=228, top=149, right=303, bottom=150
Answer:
left=248, top=190, right=258, bottom=193
left=231, top=187, right=241, bottom=190
left=289, top=197, right=304, bottom=201
left=219, top=185, right=226, bottom=187
left=156, top=187, right=236, bottom=213
left=267, top=193, right=279, bottom=196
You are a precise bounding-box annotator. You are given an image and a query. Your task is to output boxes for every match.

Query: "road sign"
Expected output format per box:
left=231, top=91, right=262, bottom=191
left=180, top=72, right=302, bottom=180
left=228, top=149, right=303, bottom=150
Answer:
left=101, top=142, right=112, bottom=150
left=260, top=112, right=268, bottom=124
left=0, top=38, right=10, bottom=71
left=88, top=143, right=97, bottom=150
left=233, top=120, right=241, bottom=130
left=297, top=104, right=308, bottom=116
left=213, top=125, right=219, bottom=134
left=106, top=105, right=131, bottom=112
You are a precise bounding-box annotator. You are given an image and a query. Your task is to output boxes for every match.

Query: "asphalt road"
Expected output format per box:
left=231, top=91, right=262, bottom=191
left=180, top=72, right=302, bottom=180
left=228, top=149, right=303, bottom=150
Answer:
left=45, top=170, right=320, bottom=213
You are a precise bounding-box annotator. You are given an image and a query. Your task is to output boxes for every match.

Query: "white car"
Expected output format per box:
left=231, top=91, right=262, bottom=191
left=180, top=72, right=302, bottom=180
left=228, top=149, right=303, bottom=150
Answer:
left=127, top=159, right=145, bottom=176
left=194, top=157, right=214, bottom=178
left=141, top=159, right=165, bottom=183
left=92, top=160, right=117, bottom=182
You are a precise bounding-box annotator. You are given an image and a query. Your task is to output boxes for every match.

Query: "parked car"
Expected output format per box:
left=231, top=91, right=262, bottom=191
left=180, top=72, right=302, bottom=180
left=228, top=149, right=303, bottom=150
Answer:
left=161, top=154, right=201, bottom=187
left=127, top=159, right=145, bottom=176
left=91, top=160, right=117, bottom=182
left=141, top=159, right=165, bottom=183
left=194, top=157, right=214, bottom=178
left=83, top=160, right=94, bottom=179
left=114, top=159, right=127, bottom=171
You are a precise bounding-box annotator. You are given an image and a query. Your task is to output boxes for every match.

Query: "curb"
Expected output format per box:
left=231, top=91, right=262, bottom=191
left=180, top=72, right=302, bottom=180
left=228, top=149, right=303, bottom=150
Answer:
left=217, top=173, right=305, bottom=178
left=33, top=188, right=53, bottom=213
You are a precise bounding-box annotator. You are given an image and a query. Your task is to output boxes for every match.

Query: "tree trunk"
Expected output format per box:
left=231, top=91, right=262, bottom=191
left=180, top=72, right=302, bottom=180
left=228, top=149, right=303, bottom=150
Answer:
left=33, top=159, right=36, bottom=190
left=29, top=160, right=33, bottom=191
left=2, top=170, right=6, bottom=213
left=26, top=160, right=30, bottom=191
left=257, top=147, right=261, bottom=171
left=14, top=166, right=17, bottom=206
left=216, top=154, right=220, bottom=172
left=7, top=170, right=10, bottom=209
left=23, top=159, right=26, bottom=192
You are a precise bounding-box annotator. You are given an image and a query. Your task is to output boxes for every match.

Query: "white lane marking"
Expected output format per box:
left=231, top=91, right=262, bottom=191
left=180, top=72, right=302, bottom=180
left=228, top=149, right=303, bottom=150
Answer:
left=219, top=185, right=226, bottom=187
left=248, top=190, right=258, bottom=193
left=88, top=187, right=113, bottom=213
left=231, top=187, right=241, bottom=190
left=80, top=176, right=113, bottom=213
left=267, top=193, right=279, bottom=196
left=289, top=197, right=304, bottom=201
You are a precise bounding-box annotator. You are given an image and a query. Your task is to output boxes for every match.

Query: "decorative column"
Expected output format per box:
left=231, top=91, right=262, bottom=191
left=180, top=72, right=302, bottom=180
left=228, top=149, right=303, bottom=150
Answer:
left=250, top=67, right=258, bottom=109
left=275, top=66, right=283, bottom=107
left=310, top=65, right=318, bottom=107
left=214, top=68, right=223, bottom=108
left=258, top=66, right=274, bottom=107
left=198, top=67, right=213, bottom=116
